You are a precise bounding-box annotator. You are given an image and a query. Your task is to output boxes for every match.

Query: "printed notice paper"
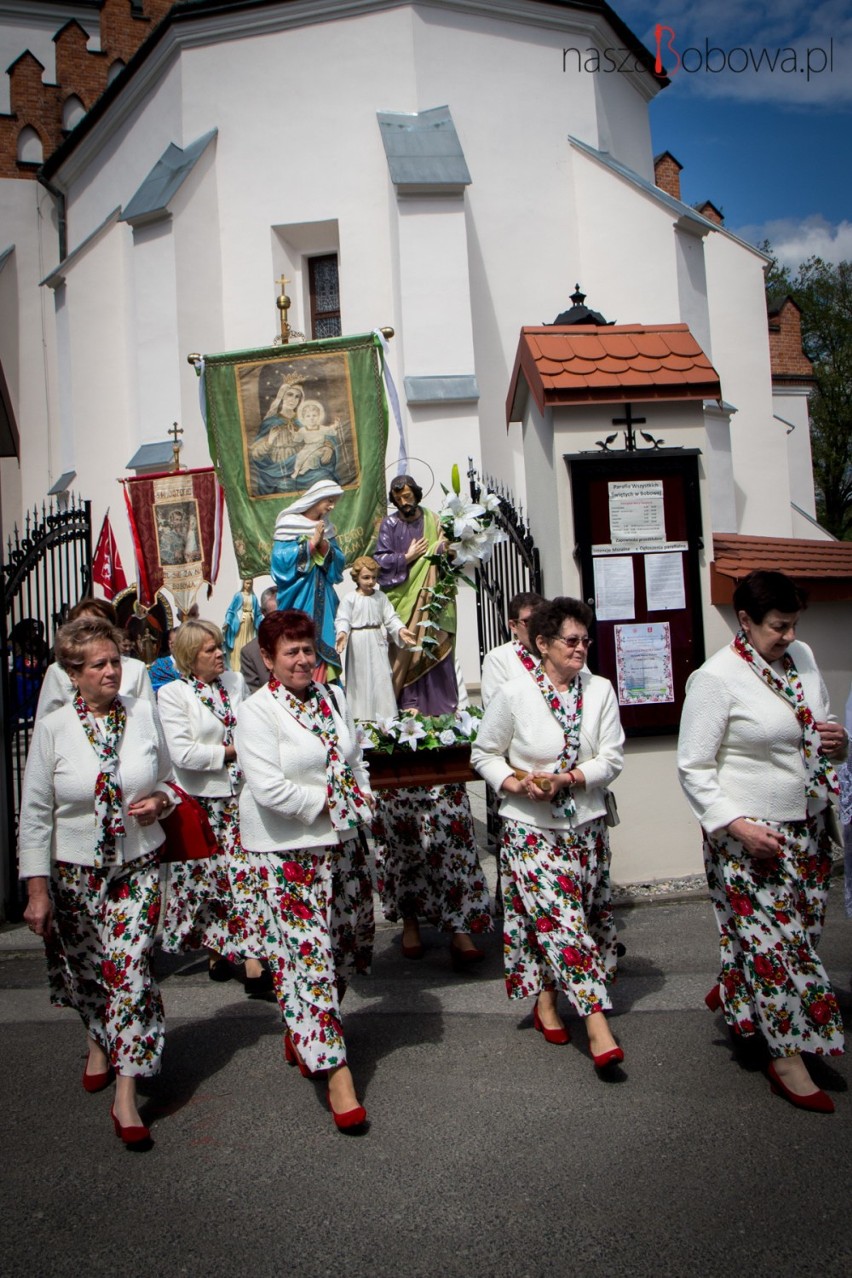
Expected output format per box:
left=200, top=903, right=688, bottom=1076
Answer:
left=608, top=479, right=665, bottom=544
left=594, top=556, right=635, bottom=621
left=645, top=552, right=685, bottom=612
left=614, top=622, right=674, bottom=705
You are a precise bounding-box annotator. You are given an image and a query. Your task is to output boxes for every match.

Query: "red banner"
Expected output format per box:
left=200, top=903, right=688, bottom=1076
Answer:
left=122, top=468, right=224, bottom=611
left=92, top=512, right=128, bottom=600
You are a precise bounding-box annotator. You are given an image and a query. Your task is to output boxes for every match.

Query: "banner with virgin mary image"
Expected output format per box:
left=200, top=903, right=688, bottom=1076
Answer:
left=201, top=331, right=389, bottom=577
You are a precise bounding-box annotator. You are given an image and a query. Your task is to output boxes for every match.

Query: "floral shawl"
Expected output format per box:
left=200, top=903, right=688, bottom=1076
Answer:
left=182, top=674, right=242, bottom=793
left=513, top=641, right=538, bottom=675
left=73, top=692, right=126, bottom=866
left=269, top=678, right=369, bottom=831
left=732, top=630, right=839, bottom=805
left=529, top=662, right=583, bottom=821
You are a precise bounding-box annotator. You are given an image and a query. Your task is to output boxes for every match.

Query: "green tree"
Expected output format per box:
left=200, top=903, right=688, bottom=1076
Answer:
left=763, top=246, right=852, bottom=540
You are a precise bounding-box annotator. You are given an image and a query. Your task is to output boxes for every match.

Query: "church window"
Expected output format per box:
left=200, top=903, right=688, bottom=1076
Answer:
left=308, top=254, right=342, bottom=338
left=62, top=95, right=86, bottom=132
left=17, top=126, right=42, bottom=164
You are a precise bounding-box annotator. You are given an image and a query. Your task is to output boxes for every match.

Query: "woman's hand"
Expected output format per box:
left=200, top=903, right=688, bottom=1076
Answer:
left=335, top=633, right=348, bottom=653
left=24, top=877, right=52, bottom=938
left=223, top=744, right=237, bottom=763
left=399, top=626, right=417, bottom=647
left=727, top=817, right=784, bottom=859
left=128, top=792, right=168, bottom=828
left=308, top=519, right=326, bottom=552
left=815, top=720, right=848, bottom=759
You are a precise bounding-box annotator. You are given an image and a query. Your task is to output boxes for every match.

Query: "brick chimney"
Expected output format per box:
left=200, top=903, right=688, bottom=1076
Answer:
left=654, top=150, right=682, bottom=201
left=767, top=297, right=814, bottom=383
left=697, top=200, right=724, bottom=225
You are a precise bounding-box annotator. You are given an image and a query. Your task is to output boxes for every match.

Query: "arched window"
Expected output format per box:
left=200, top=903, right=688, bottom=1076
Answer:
left=17, top=126, right=43, bottom=164
left=62, top=95, right=86, bottom=132
left=107, top=59, right=125, bottom=85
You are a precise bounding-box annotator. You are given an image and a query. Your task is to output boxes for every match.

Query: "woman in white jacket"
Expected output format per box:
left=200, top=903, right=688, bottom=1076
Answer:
left=235, top=609, right=374, bottom=1133
left=19, top=617, right=174, bottom=1148
left=678, top=570, right=847, bottom=1113
left=472, top=597, right=625, bottom=1070
left=157, top=620, right=269, bottom=992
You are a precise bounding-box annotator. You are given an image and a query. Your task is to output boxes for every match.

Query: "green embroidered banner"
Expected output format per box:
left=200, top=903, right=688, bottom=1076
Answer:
left=202, top=332, right=389, bottom=577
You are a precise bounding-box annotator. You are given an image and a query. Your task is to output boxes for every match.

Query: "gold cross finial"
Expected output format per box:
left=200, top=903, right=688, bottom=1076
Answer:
left=168, top=421, right=184, bottom=472
left=276, top=274, right=289, bottom=292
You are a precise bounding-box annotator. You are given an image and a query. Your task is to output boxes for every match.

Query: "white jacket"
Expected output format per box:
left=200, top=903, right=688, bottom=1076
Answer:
left=18, top=696, right=174, bottom=877
left=157, top=671, right=247, bottom=797
left=677, top=639, right=841, bottom=833
left=480, top=642, right=537, bottom=709
left=36, top=654, right=156, bottom=722
left=236, top=683, right=371, bottom=852
left=472, top=668, right=624, bottom=829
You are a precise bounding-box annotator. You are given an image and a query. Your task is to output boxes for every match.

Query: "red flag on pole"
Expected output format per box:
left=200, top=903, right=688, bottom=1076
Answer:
left=92, top=511, right=128, bottom=600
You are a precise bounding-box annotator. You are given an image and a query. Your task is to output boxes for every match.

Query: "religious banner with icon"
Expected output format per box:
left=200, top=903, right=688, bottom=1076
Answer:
left=121, top=467, right=224, bottom=613
left=200, top=331, right=388, bottom=577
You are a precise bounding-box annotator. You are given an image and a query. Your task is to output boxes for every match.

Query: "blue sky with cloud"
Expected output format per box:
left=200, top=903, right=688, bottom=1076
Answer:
left=613, top=1, right=852, bottom=266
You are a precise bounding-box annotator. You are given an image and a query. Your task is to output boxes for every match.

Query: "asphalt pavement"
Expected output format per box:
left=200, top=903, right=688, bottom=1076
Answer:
left=1, top=860, right=851, bottom=1278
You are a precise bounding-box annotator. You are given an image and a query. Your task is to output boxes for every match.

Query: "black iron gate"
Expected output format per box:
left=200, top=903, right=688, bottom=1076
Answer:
left=468, top=461, right=544, bottom=666
left=467, top=462, right=543, bottom=860
left=2, top=497, right=92, bottom=917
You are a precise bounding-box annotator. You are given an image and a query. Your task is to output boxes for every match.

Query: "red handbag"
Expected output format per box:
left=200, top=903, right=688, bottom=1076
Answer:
left=157, top=783, right=218, bottom=862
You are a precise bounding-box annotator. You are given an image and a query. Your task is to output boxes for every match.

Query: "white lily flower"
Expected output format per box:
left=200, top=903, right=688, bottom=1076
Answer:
left=375, top=716, right=400, bottom=738
left=482, top=491, right=502, bottom=512
left=454, top=709, right=475, bottom=736
left=355, top=724, right=376, bottom=749
left=397, top=717, right=427, bottom=749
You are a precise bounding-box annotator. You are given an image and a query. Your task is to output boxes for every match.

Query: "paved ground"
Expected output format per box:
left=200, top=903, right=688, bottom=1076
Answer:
left=2, top=858, right=851, bottom=1278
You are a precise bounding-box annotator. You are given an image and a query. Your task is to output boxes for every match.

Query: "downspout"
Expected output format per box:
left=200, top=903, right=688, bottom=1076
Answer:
left=36, top=170, right=67, bottom=263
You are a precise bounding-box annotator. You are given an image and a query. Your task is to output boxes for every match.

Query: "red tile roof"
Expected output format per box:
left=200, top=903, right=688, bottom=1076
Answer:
left=507, top=324, right=721, bottom=422
left=711, top=533, right=852, bottom=603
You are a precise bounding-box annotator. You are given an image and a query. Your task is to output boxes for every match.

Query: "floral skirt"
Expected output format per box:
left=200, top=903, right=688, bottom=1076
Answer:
left=501, top=817, right=617, bottom=1015
left=161, top=795, right=256, bottom=957
left=46, top=851, right=164, bottom=1076
left=371, top=783, right=493, bottom=934
left=704, top=814, right=844, bottom=1058
left=241, top=834, right=374, bottom=1073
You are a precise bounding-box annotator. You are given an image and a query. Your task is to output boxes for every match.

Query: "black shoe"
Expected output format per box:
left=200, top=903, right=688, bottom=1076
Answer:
left=208, top=957, right=233, bottom=983
left=245, top=968, right=274, bottom=995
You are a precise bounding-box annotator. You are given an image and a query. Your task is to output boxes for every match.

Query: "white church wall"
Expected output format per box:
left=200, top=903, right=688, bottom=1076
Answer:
left=703, top=231, right=794, bottom=537
left=775, top=386, right=818, bottom=521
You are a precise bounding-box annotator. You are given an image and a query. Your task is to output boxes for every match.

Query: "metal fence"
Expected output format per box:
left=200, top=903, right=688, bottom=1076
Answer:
left=2, top=497, right=92, bottom=917
left=468, top=461, right=543, bottom=668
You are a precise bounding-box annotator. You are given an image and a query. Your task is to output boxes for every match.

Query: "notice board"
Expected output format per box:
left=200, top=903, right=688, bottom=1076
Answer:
left=566, top=449, right=705, bottom=736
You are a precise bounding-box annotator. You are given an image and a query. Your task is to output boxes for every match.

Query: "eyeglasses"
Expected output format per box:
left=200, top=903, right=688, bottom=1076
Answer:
left=552, top=634, right=593, bottom=650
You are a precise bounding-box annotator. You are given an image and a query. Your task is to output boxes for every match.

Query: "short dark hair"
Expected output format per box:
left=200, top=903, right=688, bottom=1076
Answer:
left=258, top=609, right=316, bottom=658
left=508, top=591, right=546, bottom=622
left=733, top=570, right=806, bottom=623
left=528, top=596, right=594, bottom=652
left=389, top=474, right=423, bottom=506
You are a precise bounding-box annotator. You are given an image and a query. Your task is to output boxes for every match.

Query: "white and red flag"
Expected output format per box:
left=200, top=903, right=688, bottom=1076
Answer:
left=91, top=511, right=128, bottom=600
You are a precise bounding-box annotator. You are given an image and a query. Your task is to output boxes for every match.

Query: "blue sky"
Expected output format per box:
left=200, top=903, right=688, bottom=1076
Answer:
left=614, top=1, right=852, bottom=267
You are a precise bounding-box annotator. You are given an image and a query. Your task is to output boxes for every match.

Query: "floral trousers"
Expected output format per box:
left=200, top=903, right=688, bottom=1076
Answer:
left=704, top=813, right=844, bottom=1057
left=371, top=783, right=493, bottom=934
left=161, top=795, right=256, bottom=958
left=46, top=851, right=164, bottom=1076
left=501, top=817, right=617, bottom=1016
left=242, top=834, right=374, bottom=1073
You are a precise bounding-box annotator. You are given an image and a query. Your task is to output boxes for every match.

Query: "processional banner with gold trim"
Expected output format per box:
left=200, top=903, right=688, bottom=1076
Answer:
left=200, top=331, right=389, bottom=577
left=121, top=467, right=225, bottom=612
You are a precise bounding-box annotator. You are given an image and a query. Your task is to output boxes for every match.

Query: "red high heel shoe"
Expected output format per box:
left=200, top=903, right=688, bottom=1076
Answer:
left=450, top=941, right=485, bottom=971
left=82, top=1062, right=114, bottom=1093
left=704, top=984, right=723, bottom=1012
left=283, top=1033, right=313, bottom=1078
left=327, top=1090, right=367, bottom=1133
left=767, top=1061, right=834, bottom=1113
left=110, top=1106, right=152, bottom=1149
left=533, top=1003, right=570, bottom=1045
left=592, top=1045, right=625, bottom=1069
